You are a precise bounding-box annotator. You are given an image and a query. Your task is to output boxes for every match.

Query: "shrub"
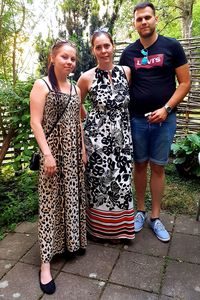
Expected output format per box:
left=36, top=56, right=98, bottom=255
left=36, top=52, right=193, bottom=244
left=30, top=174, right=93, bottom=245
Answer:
left=171, top=132, right=200, bottom=177
left=0, top=168, right=38, bottom=228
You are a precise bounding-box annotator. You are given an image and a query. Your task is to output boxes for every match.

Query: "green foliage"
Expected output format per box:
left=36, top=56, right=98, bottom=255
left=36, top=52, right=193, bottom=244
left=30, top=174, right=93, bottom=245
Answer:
left=115, top=0, right=200, bottom=40
left=0, top=168, right=38, bottom=229
left=163, top=163, right=199, bottom=215
left=35, top=34, right=54, bottom=77
left=192, top=0, right=200, bottom=36
left=0, top=78, right=36, bottom=170
left=0, top=0, right=33, bottom=82
left=171, top=132, right=200, bottom=177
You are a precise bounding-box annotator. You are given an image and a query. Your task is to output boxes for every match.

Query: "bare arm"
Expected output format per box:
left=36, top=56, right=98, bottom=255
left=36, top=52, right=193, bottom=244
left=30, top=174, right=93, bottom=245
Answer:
left=122, top=65, right=131, bottom=84
left=30, top=79, right=57, bottom=175
left=149, top=63, right=191, bottom=123
left=168, top=63, right=191, bottom=108
left=76, top=85, right=87, bottom=165
left=77, top=69, right=94, bottom=121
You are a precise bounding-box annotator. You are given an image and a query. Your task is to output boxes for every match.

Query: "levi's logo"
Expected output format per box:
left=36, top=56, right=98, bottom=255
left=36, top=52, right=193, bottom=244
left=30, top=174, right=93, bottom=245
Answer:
left=134, top=54, right=164, bottom=69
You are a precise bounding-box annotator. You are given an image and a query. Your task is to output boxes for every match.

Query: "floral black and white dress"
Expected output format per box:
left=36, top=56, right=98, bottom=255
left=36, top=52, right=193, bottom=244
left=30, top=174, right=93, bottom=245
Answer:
left=84, top=66, right=135, bottom=240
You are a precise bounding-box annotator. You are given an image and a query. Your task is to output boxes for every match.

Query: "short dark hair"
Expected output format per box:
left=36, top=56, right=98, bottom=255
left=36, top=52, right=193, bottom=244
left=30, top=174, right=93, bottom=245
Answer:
left=133, top=2, right=156, bottom=15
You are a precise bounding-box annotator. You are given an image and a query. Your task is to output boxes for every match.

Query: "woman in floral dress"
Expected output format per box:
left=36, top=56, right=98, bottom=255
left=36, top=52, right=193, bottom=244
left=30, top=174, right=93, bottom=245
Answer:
left=77, top=29, right=135, bottom=242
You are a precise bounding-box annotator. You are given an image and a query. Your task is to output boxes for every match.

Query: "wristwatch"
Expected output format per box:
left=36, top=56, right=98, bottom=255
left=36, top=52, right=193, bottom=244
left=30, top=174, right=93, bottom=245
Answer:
left=164, top=104, right=172, bottom=114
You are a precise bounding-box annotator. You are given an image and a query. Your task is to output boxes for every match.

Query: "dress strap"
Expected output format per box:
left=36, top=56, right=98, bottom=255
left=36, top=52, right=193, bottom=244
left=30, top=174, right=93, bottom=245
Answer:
left=73, top=84, right=78, bottom=95
left=42, top=78, right=53, bottom=91
left=119, top=66, right=129, bottom=84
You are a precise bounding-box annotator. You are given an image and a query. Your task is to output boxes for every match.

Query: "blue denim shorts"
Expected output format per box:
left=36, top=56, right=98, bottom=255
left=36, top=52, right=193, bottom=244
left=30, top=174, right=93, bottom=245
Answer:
left=130, top=113, right=176, bottom=165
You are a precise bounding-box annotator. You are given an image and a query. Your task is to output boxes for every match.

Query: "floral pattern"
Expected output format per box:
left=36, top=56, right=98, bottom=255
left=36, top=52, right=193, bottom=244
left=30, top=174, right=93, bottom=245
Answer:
left=84, top=66, right=134, bottom=213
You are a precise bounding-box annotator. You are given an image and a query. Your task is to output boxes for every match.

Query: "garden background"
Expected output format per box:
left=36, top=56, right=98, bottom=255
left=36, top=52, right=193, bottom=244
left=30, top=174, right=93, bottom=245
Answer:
left=0, top=0, right=200, bottom=239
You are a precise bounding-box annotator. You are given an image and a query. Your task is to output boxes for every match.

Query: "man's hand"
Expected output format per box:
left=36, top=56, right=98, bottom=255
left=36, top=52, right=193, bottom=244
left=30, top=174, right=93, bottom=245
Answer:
left=148, top=107, right=168, bottom=123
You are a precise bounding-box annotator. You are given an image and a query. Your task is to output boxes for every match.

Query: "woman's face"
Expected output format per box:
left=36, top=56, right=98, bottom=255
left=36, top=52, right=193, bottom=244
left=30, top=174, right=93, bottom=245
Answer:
left=51, top=44, right=77, bottom=76
left=92, top=33, right=114, bottom=66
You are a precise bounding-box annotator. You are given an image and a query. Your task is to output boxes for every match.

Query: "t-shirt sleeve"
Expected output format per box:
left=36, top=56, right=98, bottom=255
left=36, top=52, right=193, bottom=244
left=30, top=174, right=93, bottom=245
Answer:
left=172, top=40, right=188, bottom=68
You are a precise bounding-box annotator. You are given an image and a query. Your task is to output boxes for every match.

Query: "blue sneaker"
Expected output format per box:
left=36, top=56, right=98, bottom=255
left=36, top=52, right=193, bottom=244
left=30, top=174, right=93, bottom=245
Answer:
left=149, top=219, right=170, bottom=242
left=135, top=211, right=147, bottom=232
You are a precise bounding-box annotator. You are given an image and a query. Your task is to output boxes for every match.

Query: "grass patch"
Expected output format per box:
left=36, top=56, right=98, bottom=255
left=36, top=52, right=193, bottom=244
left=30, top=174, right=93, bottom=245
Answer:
left=133, top=161, right=199, bottom=216
left=163, top=163, right=199, bottom=215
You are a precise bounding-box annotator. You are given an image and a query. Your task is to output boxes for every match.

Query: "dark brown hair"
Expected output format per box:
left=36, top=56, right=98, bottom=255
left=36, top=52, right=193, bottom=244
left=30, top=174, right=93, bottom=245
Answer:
left=91, top=30, right=114, bottom=48
left=133, top=1, right=156, bottom=15
left=48, top=40, right=77, bottom=92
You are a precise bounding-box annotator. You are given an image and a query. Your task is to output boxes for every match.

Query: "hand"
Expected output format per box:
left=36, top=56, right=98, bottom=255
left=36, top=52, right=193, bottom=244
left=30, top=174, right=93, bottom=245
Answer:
left=43, top=154, right=57, bottom=176
left=148, top=107, right=168, bottom=123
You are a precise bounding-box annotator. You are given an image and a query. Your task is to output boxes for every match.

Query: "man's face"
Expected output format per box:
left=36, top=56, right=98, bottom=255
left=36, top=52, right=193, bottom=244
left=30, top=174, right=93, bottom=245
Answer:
left=133, top=6, right=158, bottom=38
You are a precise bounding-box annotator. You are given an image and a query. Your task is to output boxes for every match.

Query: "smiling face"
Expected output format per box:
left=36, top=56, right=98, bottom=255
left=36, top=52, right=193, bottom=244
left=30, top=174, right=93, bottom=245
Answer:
left=92, top=33, right=114, bottom=67
left=134, top=6, right=158, bottom=39
left=51, top=44, right=77, bottom=76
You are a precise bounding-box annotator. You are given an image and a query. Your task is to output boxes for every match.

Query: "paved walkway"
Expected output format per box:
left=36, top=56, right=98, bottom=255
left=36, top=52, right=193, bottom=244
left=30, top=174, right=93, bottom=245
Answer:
left=0, top=212, right=200, bottom=300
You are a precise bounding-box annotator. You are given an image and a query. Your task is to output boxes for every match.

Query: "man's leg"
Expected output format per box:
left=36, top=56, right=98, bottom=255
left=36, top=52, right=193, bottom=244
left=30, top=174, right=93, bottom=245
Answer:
left=147, top=114, right=176, bottom=241
left=134, top=161, right=148, bottom=232
left=148, top=162, right=170, bottom=242
left=149, top=162, right=165, bottom=218
left=134, top=161, right=148, bottom=211
left=130, top=116, right=149, bottom=232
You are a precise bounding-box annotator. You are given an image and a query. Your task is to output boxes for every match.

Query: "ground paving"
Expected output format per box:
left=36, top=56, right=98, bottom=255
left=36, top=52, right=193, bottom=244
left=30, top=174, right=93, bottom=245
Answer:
left=0, top=212, right=200, bottom=300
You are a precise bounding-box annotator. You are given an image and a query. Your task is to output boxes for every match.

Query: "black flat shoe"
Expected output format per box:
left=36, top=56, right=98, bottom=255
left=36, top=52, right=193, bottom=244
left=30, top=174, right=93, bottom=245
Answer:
left=39, top=271, right=56, bottom=295
left=65, top=250, right=76, bottom=261
left=76, top=248, right=86, bottom=256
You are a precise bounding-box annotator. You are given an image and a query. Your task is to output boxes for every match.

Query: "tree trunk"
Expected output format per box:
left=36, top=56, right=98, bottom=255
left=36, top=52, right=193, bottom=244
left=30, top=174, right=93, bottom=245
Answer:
left=177, top=0, right=195, bottom=38
left=0, top=128, right=16, bottom=166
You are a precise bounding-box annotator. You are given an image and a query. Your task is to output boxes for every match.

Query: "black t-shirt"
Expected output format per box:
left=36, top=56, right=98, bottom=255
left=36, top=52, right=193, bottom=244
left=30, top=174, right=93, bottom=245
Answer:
left=119, top=35, right=187, bottom=116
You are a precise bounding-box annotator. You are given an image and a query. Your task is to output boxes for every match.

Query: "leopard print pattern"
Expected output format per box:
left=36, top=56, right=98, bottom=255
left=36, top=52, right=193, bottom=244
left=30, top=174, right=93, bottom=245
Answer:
left=38, top=87, right=87, bottom=263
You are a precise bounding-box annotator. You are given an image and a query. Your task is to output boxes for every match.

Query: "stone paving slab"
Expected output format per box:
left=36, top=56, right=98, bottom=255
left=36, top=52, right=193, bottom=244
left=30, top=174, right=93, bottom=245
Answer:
left=110, top=251, right=164, bottom=293
left=159, top=296, right=175, bottom=300
left=161, top=260, right=200, bottom=300
left=0, top=213, right=200, bottom=300
left=20, top=242, right=65, bottom=271
left=0, top=262, right=42, bottom=300
left=0, top=233, right=37, bottom=260
left=126, top=228, right=169, bottom=257
left=62, top=243, right=120, bottom=281
left=14, top=221, right=38, bottom=234
left=174, top=215, right=200, bottom=235
left=101, top=283, right=159, bottom=300
left=0, top=260, right=15, bottom=279
left=169, top=232, right=200, bottom=263
left=42, top=272, right=104, bottom=300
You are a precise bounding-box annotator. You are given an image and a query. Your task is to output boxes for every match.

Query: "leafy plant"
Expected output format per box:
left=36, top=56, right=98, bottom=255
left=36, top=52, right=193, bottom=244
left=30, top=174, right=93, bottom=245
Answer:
left=0, top=78, right=36, bottom=170
left=171, top=132, right=200, bottom=177
left=0, top=168, right=38, bottom=229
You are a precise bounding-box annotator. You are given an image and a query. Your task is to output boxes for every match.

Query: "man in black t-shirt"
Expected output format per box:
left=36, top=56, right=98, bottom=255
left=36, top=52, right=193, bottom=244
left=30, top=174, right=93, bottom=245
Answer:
left=119, top=1, right=190, bottom=242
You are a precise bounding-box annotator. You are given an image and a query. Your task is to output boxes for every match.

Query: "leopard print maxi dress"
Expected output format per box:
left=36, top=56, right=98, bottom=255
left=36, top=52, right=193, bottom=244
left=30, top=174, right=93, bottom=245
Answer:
left=85, top=66, right=135, bottom=240
left=38, top=83, right=87, bottom=263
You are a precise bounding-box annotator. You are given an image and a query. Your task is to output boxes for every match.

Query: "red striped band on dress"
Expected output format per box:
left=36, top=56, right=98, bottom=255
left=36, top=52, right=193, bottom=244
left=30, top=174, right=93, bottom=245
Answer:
left=87, top=207, right=135, bottom=240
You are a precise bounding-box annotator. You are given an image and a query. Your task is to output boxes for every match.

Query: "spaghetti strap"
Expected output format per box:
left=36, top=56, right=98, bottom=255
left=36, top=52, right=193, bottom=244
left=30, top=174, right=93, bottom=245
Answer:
left=73, top=84, right=78, bottom=95
left=120, top=66, right=128, bottom=83
left=42, top=78, right=53, bottom=91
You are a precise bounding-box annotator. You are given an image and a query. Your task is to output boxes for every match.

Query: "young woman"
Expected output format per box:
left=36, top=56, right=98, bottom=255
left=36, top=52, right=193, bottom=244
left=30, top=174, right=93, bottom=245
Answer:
left=30, top=40, right=87, bottom=294
left=77, top=29, right=135, bottom=243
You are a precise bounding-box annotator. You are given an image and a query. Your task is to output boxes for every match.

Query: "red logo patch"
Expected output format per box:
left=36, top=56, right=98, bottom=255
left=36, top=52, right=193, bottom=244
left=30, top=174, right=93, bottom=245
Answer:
left=134, top=54, right=164, bottom=70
